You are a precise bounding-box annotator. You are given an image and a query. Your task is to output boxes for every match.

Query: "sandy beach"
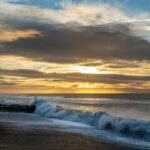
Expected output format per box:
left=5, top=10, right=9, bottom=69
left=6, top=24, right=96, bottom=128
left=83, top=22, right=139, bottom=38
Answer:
left=0, top=112, right=148, bottom=150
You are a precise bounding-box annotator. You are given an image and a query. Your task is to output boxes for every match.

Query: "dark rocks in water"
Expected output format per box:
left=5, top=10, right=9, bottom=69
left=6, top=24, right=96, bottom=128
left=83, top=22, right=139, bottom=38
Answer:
left=0, top=104, right=35, bottom=113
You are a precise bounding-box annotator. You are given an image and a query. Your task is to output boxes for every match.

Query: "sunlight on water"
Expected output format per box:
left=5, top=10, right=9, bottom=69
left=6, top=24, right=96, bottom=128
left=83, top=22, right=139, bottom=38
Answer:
left=1, top=94, right=150, bottom=121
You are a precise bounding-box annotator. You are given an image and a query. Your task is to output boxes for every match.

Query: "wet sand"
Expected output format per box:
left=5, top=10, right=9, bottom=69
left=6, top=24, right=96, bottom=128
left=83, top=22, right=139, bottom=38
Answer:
left=0, top=112, right=148, bottom=150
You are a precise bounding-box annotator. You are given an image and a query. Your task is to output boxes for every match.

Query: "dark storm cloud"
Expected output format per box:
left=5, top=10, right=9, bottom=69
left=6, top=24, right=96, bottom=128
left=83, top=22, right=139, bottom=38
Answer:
left=0, top=20, right=150, bottom=63
left=0, top=69, right=150, bottom=84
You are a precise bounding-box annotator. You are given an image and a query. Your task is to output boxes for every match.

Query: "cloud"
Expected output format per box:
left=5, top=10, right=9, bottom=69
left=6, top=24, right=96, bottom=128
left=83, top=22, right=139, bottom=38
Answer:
left=0, top=68, right=150, bottom=84
left=1, top=1, right=126, bottom=26
left=0, top=22, right=149, bottom=63
left=0, top=68, right=49, bottom=78
left=103, top=60, right=144, bottom=69
left=0, top=1, right=149, bottom=93
left=0, top=2, right=149, bottom=64
left=82, top=60, right=142, bottom=69
left=0, top=1, right=149, bottom=27
left=52, top=73, right=150, bottom=84
left=0, top=81, right=17, bottom=86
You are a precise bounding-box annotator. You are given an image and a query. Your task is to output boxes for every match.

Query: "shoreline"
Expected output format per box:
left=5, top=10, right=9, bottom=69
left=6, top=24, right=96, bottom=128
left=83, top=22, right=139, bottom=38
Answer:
left=0, top=112, right=149, bottom=150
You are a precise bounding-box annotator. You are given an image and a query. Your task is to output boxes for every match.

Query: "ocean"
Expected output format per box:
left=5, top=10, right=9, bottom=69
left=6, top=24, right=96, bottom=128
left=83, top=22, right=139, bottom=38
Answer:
left=0, top=93, right=150, bottom=148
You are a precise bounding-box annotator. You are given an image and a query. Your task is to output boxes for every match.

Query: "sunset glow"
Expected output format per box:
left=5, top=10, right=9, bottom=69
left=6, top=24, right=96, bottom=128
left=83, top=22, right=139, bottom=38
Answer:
left=73, top=66, right=101, bottom=74
left=0, top=0, right=149, bottom=93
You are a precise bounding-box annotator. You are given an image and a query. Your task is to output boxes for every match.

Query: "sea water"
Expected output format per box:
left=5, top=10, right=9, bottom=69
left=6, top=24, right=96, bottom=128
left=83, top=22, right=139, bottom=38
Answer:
left=0, top=93, right=150, bottom=148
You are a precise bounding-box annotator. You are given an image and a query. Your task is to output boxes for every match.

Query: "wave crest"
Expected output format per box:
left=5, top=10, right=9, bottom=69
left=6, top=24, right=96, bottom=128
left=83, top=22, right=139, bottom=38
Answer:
left=34, top=100, right=150, bottom=140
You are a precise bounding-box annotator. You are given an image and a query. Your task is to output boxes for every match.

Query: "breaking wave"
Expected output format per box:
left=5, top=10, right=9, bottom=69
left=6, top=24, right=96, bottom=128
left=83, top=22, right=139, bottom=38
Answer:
left=34, top=100, right=150, bottom=140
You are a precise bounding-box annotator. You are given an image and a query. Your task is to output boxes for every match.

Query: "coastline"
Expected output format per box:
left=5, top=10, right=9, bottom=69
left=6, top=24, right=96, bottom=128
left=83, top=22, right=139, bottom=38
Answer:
left=0, top=112, right=149, bottom=150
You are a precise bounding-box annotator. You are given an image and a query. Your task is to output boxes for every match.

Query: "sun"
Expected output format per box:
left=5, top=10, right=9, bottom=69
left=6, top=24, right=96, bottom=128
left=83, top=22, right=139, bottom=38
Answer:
left=73, top=66, right=101, bottom=74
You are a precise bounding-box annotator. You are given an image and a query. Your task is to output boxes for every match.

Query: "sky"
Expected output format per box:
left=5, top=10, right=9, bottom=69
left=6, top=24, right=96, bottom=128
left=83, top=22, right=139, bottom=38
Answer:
left=0, top=0, right=149, bottom=93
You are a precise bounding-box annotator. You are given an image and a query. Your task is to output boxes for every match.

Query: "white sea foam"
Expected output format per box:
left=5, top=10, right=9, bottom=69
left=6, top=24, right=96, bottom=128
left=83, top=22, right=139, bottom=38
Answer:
left=34, top=99, right=150, bottom=141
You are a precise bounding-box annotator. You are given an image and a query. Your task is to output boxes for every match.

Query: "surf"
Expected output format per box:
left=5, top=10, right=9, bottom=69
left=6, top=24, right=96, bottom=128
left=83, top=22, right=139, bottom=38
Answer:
left=34, top=99, right=150, bottom=141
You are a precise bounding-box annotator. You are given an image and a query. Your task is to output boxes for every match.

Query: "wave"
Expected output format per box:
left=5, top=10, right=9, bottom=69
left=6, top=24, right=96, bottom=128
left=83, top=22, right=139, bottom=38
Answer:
left=34, top=100, right=150, bottom=141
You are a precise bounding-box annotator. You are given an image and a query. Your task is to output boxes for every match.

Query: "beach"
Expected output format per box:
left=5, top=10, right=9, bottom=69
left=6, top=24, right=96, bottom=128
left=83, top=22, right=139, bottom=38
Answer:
left=0, top=112, right=148, bottom=150
left=0, top=0, right=149, bottom=149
